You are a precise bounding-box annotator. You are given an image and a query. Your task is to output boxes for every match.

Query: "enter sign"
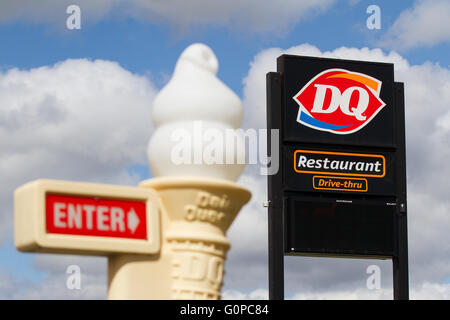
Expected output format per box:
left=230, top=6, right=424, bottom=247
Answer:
left=14, top=179, right=160, bottom=255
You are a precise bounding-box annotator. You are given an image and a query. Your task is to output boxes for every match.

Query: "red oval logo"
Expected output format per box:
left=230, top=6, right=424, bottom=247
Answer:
left=293, top=69, right=386, bottom=134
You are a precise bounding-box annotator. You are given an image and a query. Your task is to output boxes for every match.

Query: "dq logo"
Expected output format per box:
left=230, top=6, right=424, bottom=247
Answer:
left=293, top=69, right=386, bottom=134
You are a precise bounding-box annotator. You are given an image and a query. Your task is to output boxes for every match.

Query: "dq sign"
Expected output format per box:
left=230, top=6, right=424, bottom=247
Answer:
left=267, top=54, right=409, bottom=300
left=293, top=69, right=386, bottom=134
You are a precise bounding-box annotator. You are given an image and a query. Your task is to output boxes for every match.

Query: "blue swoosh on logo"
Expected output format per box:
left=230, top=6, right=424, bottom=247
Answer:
left=298, top=111, right=351, bottom=130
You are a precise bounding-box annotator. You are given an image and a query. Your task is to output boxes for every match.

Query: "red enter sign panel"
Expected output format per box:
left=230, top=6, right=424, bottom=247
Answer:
left=46, top=194, right=147, bottom=240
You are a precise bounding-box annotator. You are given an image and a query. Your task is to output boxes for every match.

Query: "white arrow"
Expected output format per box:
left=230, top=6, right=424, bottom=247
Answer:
left=127, top=208, right=140, bottom=234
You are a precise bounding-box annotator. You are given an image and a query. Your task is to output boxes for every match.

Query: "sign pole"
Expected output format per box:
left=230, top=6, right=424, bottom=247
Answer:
left=393, top=212, right=409, bottom=300
left=393, top=82, right=409, bottom=300
left=267, top=203, right=284, bottom=300
left=267, top=72, right=284, bottom=300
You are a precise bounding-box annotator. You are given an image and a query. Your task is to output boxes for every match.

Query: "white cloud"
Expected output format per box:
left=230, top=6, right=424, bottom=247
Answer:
left=224, top=283, right=450, bottom=300
left=223, top=288, right=268, bottom=300
left=0, top=268, right=23, bottom=298
left=0, top=0, right=336, bottom=34
left=291, top=282, right=450, bottom=299
left=0, top=58, right=156, bottom=299
left=22, top=254, right=107, bottom=299
left=0, top=59, right=156, bottom=243
left=0, top=255, right=107, bottom=299
left=379, top=0, right=450, bottom=50
left=411, top=282, right=450, bottom=300
left=17, top=273, right=106, bottom=299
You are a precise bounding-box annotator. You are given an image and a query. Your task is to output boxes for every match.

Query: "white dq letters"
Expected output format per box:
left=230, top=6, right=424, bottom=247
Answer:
left=311, top=84, right=369, bottom=120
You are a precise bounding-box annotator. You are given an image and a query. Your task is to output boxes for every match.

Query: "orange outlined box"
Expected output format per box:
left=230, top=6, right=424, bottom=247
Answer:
left=313, top=176, right=368, bottom=192
left=293, top=149, right=385, bottom=178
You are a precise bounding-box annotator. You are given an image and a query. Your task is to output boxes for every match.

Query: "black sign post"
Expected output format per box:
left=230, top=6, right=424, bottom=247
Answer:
left=266, top=55, right=409, bottom=300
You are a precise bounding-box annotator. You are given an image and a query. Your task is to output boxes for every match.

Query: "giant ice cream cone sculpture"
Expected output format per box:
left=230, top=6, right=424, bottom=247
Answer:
left=108, top=44, right=251, bottom=299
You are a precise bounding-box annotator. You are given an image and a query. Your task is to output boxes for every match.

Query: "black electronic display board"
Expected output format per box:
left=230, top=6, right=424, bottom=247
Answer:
left=266, top=55, right=409, bottom=300
left=285, top=195, right=395, bottom=257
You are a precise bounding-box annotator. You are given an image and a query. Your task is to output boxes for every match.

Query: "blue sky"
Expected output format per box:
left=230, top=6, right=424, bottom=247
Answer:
left=1, top=0, right=450, bottom=299
left=1, top=0, right=448, bottom=96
